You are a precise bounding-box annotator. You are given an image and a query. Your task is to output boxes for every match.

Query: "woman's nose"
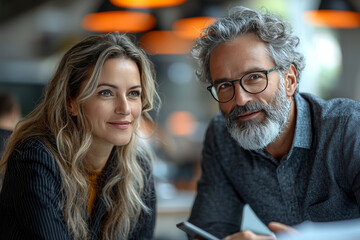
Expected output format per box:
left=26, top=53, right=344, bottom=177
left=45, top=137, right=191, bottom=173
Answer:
left=115, top=96, right=130, bottom=115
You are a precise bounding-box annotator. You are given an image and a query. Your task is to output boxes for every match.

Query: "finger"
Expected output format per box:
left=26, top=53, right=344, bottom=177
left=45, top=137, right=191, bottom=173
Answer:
left=268, top=222, right=298, bottom=234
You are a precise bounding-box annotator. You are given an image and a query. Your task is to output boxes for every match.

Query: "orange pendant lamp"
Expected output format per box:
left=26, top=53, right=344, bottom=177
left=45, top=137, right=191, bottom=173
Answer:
left=172, top=16, right=217, bottom=39
left=139, top=31, right=194, bottom=54
left=304, top=0, right=360, bottom=28
left=81, top=0, right=157, bottom=33
left=82, top=11, right=156, bottom=33
left=110, top=0, right=186, bottom=9
left=138, top=16, right=217, bottom=55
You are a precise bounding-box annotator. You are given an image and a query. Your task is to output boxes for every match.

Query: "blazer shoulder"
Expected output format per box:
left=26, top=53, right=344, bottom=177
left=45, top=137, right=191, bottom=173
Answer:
left=16, top=137, right=50, bottom=151
left=10, top=137, right=60, bottom=176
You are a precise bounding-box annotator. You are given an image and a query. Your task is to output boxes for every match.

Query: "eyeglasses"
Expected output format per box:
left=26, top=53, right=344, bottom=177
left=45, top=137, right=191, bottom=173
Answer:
left=207, top=66, right=279, bottom=103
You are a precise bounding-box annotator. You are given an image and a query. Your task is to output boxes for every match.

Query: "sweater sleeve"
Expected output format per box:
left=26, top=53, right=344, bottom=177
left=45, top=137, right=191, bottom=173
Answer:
left=0, top=139, right=71, bottom=240
left=188, top=116, right=245, bottom=239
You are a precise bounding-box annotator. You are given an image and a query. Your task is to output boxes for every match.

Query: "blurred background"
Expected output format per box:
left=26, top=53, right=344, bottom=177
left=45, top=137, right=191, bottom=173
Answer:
left=0, top=0, right=359, bottom=239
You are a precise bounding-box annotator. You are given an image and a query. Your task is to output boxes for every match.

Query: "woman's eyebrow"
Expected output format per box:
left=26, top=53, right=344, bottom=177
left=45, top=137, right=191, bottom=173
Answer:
left=129, top=85, right=142, bottom=90
left=97, top=83, right=118, bottom=89
left=97, top=83, right=142, bottom=90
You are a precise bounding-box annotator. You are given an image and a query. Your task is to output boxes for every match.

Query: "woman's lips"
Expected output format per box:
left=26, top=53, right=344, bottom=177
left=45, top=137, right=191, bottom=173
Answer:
left=237, top=110, right=262, bottom=121
left=108, top=121, right=131, bottom=130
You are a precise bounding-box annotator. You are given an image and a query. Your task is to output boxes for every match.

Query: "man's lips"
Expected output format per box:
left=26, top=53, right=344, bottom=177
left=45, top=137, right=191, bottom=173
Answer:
left=237, top=110, right=262, bottom=121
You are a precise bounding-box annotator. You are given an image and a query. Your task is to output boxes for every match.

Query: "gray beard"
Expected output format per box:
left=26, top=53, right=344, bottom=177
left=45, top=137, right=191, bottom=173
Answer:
left=222, top=79, right=291, bottom=150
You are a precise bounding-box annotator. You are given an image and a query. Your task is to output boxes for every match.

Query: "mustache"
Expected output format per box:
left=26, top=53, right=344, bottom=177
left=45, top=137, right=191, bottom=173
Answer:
left=227, top=101, right=270, bottom=122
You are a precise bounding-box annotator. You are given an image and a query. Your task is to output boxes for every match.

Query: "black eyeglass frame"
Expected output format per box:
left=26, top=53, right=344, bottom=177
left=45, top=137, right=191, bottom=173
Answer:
left=206, top=66, right=280, bottom=103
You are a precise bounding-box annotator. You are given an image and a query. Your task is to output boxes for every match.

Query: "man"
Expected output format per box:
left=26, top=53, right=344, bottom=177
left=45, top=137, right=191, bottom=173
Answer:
left=188, top=6, right=360, bottom=240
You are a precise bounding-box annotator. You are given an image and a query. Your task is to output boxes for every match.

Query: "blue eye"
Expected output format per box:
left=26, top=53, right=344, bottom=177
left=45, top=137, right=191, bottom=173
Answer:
left=98, top=90, right=112, bottom=97
left=129, top=91, right=141, bottom=98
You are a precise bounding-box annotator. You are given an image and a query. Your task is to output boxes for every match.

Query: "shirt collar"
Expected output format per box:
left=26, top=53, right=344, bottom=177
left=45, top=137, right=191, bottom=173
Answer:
left=292, top=93, right=312, bottom=149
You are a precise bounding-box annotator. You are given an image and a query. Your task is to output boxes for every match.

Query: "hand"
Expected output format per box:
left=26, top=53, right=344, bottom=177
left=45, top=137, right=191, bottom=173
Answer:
left=222, top=230, right=276, bottom=240
left=268, top=222, right=298, bottom=235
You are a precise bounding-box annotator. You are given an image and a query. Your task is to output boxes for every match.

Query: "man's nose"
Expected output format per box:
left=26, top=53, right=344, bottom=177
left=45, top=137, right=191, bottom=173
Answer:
left=233, top=82, right=252, bottom=106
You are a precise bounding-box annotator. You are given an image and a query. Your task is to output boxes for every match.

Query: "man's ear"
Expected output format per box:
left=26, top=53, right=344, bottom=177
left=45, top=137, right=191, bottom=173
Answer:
left=68, top=98, right=79, bottom=116
left=285, top=64, right=297, bottom=97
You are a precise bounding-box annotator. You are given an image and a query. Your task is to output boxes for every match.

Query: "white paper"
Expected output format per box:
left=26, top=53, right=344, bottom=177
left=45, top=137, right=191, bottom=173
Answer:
left=277, top=218, right=360, bottom=240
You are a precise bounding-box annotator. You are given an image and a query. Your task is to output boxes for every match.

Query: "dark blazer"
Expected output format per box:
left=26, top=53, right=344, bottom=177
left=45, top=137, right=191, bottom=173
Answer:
left=0, top=137, right=156, bottom=240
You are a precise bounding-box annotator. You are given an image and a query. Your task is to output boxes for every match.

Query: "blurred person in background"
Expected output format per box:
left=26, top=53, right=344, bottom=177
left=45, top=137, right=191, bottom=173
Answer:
left=0, top=93, right=20, bottom=155
left=0, top=93, right=20, bottom=189
left=0, top=32, right=160, bottom=240
left=188, top=6, right=360, bottom=240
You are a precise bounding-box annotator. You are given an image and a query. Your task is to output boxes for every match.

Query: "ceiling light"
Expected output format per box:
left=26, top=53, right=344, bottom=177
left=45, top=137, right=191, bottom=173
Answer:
left=304, top=0, right=360, bottom=28
left=139, top=31, right=193, bottom=55
left=81, top=11, right=156, bottom=33
left=172, top=16, right=217, bottom=39
left=110, top=0, right=186, bottom=9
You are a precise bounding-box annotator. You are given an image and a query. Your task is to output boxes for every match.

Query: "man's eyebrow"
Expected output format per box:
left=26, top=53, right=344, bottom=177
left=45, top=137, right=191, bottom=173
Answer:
left=213, top=78, right=230, bottom=85
left=212, top=67, right=268, bottom=84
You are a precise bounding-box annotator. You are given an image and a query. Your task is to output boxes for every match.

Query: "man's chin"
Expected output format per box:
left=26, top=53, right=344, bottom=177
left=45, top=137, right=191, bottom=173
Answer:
left=232, top=134, right=271, bottom=150
left=234, top=118, right=261, bottom=131
left=228, top=120, right=281, bottom=151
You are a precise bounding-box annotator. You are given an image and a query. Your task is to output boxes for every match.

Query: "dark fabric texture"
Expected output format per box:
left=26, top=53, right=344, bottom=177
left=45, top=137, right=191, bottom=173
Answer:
left=189, top=92, right=360, bottom=239
left=0, top=137, right=156, bottom=240
left=0, top=128, right=12, bottom=189
left=0, top=128, right=12, bottom=155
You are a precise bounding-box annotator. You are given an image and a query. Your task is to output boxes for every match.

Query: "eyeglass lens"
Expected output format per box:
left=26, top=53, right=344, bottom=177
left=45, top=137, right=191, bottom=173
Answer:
left=211, top=71, right=268, bottom=102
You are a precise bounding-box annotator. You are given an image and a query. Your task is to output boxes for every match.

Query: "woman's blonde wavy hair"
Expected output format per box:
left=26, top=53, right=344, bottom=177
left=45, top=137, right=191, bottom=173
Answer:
left=0, top=32, right=159, bottom=239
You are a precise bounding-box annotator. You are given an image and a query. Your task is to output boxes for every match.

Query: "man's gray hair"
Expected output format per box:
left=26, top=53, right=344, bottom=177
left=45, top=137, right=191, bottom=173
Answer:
left=192, top=6, right=305, bottom=92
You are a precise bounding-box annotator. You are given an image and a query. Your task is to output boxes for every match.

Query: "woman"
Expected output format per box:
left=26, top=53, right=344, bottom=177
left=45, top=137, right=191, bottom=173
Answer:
left=0, top=32, right=159, bottom=240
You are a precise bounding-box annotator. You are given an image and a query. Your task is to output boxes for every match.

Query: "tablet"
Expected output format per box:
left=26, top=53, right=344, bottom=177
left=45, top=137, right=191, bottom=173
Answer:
left=176, top=221, right=220, bottom=240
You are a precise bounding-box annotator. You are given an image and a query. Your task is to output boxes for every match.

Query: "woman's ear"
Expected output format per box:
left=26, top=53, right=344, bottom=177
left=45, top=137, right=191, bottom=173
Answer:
left=68, top=98, right=79, bottom=116
left=285, top=64, right=297, bottom=97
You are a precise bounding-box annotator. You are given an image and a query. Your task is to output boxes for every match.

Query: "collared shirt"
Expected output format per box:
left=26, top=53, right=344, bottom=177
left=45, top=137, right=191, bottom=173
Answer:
left=189, top=93, right=360, bottom=239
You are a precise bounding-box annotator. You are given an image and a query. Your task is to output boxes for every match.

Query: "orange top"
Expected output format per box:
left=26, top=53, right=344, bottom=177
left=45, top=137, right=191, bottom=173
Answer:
left=87, top=170, right=102, bottom=216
